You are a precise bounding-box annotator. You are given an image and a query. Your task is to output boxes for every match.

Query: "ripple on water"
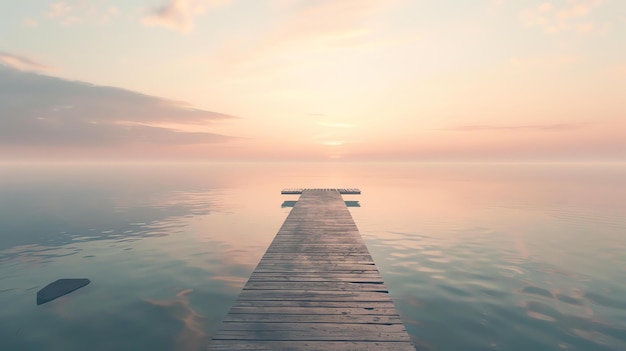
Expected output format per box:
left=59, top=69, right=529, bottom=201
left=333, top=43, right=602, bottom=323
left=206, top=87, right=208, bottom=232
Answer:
left=389, top=252, right=412, bottom=259
left=585, top=291, right=626, bottom=310
left=555, top=292, right=584, bottom=306
left=570, top=326, right=626, bottom=350
left=416, top=265, right=445, bottom=274
left=422, top=249, right=444, bottom=256
left=365, top=219, right=626, bottom=351
left=497, top=264, right=527, bottom=277
left=438, top=283, right=474, bottom=299
left=522, top=286, right=554, bottom=299
left=521, top=298, right=561, bottom=322
left=479, top=288, right=509, bottom=299
left=426, top=256, right=452, bottom=263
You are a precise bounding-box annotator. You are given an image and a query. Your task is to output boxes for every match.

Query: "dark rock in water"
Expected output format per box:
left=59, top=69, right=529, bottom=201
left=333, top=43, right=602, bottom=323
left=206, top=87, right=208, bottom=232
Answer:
left=37, top=278, right=90, bottom=305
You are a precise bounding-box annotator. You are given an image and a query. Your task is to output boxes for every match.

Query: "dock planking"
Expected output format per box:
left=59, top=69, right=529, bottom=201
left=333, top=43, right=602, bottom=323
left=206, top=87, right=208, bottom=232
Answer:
left=281, top=188, right=361, bottom=195
left=207, top=189, right=416, bottom=351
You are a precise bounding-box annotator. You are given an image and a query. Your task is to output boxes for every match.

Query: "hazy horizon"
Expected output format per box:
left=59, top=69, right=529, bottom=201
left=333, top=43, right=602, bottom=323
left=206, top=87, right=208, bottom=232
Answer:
left=1, top=0, right=625, bottom=162
left=3, top=159, right=626, bottom=166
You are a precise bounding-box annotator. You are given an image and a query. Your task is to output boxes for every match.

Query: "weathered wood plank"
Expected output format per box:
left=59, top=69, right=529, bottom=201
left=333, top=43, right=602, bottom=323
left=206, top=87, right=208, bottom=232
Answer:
left=260, top=253, right=374, bottom=258
left=254, top=263, right=378, bottom=269
left=231, top=300, right=397, bottom=308
left=250, top=265, right=378, bottom=274
left=243, top=282, right=387, bottom=291
left=236, top=290, right=391, bottom=301
left=223, top=313, right=403, bottom=324
left=258, top=260, right=376, bottom=265
left=281, top=188, right=361, bottom=195
left=250, top=273, right=383, bottom=280
left=227, top=306, right=401, bottom=315
left=259, top=257, right=374, bottom=262
left=247, top=276, right=384, bottom=283
left=216, top=321, right=407, bottom=331
left=212, top=331, right=410, bottom=342
left=208, top=341, right=416, bottom=351
left=207, top=189, right=416, bottom=350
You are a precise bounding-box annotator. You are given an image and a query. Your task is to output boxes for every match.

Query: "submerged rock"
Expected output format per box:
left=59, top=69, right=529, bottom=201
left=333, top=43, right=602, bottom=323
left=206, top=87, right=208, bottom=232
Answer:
left=37, top=278, right=90, bottom=305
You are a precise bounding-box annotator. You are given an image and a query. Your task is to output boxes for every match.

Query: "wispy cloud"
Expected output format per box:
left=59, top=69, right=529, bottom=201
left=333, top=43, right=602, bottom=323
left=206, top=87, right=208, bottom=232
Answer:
left=259, top=0, right=402, bottom=52
left=45, top=1, right=81, bottom=25
left=46, top=2, right=73, bottom=18
left=142, top=0, right=230, bottom=33
left=43, top=1, right=119, bottom=26
left=0, top=64, right=236, bottom=148
left=520, top=0, right=608, bottom=34
left=207, top=0, right=408, bottom=78
left=441, top=123, right=583, bottom=132
left=0, top=51, right=55, bottom=73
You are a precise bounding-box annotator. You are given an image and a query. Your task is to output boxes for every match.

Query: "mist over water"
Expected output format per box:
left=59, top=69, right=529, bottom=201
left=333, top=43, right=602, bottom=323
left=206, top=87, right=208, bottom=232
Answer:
left=1, top=162, right=625, bottom=350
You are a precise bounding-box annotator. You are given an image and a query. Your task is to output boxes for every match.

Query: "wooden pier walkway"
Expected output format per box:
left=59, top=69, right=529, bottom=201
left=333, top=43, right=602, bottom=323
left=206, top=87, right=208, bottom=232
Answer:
left=207, top=189, right=416, bottom=351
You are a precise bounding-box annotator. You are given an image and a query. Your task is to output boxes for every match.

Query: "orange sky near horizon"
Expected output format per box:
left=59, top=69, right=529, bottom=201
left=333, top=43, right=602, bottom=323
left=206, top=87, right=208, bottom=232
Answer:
left=1, top=0, right=625, bottom=162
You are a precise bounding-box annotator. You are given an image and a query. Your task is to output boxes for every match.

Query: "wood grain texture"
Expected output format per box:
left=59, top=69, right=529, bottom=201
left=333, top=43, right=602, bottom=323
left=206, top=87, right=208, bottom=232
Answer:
left=207, top=189, right=416, bottom=350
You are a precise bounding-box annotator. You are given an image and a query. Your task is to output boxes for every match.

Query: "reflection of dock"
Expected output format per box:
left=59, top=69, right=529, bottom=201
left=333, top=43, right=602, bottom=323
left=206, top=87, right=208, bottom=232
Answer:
left=281, top=188, right=362, bottom=195
left=208, top=189, right=415, bottom=350
left=281, top=200, right=360, bottom=208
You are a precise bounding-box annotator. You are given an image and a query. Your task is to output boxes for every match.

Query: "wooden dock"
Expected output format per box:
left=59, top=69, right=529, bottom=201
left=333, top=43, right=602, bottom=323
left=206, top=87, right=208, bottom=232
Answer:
left=207, top=189, right=416, bottom=351
left=281, top=188, right=362, bottom=195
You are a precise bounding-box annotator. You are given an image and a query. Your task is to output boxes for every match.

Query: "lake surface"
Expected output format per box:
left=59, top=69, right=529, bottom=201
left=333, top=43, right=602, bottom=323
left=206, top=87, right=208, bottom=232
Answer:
left=1, top=162, right=625, bottom=351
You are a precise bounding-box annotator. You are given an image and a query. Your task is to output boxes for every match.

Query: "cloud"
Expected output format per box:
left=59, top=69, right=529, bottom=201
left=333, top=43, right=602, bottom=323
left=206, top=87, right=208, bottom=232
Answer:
left=142, top=0, right=230, bottom=33
left=262, top=0, right=402, bottom=51
left=520, top=0, right=608, bottom=34
left=0, top=51, right=55, bottom=73
left=0, top=64, right=236, bottom=148
left=42, top=1, right=120, bottom=26
left=46, top=2, right=73, bottom=18
left=45, top=1, right=81, bottom=25
left=441, top=123, right=583, bottom=132
left=207, top=0, right=408, bottom=77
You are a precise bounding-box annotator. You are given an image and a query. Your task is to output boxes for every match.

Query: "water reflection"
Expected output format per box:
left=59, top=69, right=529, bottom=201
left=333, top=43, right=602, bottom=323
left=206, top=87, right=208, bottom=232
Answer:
left=0, top=163, right=276, bottom=351
left=145, top=289, right=208, bottom=351
left=0, top=166, right=228, bottom=263
left=281, top=200, right=360, bottom=207
left=280, top=200, right=297, bottom=208
left=0, top=162, right=625, bottom=351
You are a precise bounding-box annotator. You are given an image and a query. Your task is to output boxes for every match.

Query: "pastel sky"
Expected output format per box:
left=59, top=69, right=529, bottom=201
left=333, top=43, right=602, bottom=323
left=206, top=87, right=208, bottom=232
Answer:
left=1, top=0, right=625, bottom=162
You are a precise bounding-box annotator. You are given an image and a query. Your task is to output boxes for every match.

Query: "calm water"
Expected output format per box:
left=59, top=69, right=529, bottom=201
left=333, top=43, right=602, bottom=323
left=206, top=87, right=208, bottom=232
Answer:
left=1, top=162, right=625, bottom=351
